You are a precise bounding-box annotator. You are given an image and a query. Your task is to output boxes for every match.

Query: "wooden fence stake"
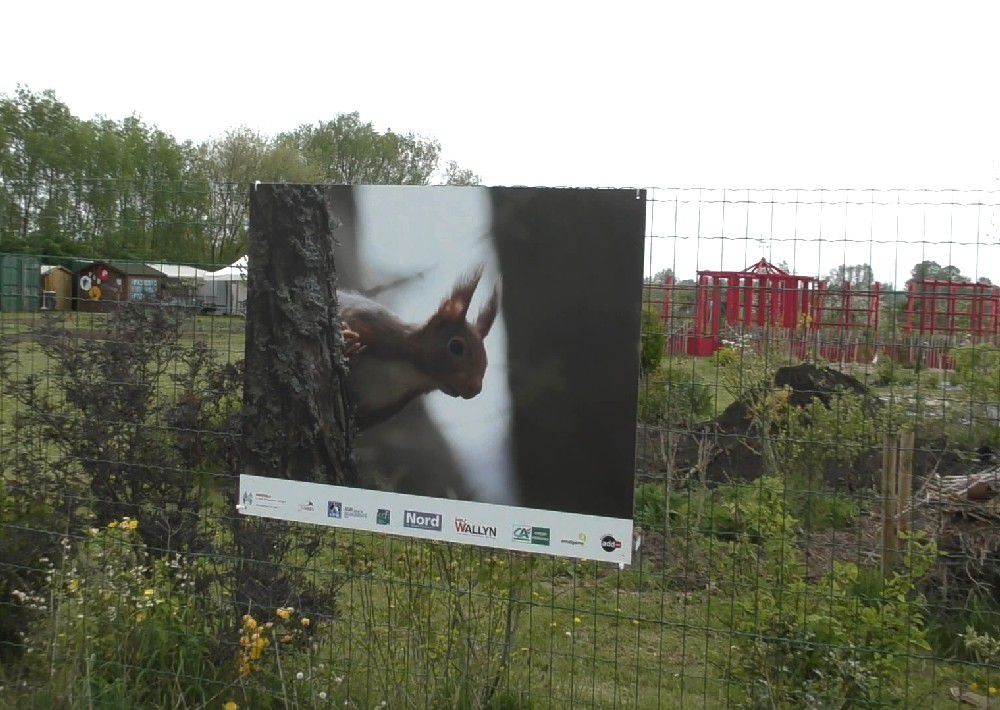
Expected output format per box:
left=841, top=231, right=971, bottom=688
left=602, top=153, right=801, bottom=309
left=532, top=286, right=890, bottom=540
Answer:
left=882, top=432, right=899, bottom=576
left=898, top=430, right=915, bottom=539
left=882, top=431, right=915, bottom=577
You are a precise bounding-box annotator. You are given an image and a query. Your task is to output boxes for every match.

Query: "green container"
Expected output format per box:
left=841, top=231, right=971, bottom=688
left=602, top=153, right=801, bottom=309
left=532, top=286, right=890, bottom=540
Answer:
left=0, top=254, right=42, bottom=312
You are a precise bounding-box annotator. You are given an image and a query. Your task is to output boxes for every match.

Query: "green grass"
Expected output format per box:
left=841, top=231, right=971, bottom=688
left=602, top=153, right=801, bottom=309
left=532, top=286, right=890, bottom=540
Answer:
left=2, top=316, right=994, bottom=708
left=252, top=529, right=981, bottom=708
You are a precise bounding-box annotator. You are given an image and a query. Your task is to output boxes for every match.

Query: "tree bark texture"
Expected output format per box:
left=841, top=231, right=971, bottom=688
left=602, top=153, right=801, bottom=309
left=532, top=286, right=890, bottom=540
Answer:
left=242, top=184, right=355, bottom=485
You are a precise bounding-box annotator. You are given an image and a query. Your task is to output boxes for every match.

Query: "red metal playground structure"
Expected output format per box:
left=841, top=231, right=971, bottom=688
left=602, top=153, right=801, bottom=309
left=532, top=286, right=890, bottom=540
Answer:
left=647, top=259, right=1000, bottom=368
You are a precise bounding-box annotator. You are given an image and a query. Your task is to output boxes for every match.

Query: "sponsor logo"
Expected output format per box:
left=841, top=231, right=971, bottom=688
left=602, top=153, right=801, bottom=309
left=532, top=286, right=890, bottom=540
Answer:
left=298, top=500, right=316, bottom=512
left=241, top=491, right=253, bottom=507
left=344, top=505, right=367, bottom=519
left=376, top=509, right=391, bottom=525
left=454, top=518, right=497, bottom=538
left=513, top=526, right=550, bottom=546
left=403, top=510, right=442, bottom=531
left=252, top=492, right=285, bottom=509
left=559, top=532, right=587, bottom=547
left=601, top=535, right=622, bottom=552
left=531, top=527, right=551, bottom=545
left=328, top=501, right=365, bottom=519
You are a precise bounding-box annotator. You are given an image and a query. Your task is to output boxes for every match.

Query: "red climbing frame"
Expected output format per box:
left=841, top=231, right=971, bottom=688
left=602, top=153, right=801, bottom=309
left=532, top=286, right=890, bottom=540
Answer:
left=687, top=258, right=881, bottom=357
left=904, top=280, right=1000, bottom=342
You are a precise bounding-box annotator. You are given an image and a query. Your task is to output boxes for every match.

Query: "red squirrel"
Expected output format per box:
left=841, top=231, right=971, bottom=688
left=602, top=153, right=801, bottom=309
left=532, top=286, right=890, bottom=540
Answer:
left=338, top=267, right=500, bottom=431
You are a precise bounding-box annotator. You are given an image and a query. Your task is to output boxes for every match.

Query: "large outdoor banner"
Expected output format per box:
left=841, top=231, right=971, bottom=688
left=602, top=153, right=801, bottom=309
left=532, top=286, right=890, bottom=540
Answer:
left=238, top=186, right=645, bottom=564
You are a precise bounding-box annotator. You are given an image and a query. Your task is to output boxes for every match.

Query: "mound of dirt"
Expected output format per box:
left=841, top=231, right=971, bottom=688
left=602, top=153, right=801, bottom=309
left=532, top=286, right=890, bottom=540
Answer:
left=668, top=363, right=880, bottom=486
left=637, top=362, right=980, bottom=490
left=713, top=363, right=877, bottom=436
left=774, top=363, right=872, bottom=408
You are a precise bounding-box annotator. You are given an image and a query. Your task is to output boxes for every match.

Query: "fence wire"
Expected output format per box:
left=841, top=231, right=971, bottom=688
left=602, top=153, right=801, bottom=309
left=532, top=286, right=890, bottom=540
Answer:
left=1, top=184, right=1000, bottom=708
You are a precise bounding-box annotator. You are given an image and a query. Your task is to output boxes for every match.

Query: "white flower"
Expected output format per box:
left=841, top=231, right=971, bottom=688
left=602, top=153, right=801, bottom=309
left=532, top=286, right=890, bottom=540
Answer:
left=319, top=692, right=328, bottom=700
left=296, top=672, right=304, bottom=680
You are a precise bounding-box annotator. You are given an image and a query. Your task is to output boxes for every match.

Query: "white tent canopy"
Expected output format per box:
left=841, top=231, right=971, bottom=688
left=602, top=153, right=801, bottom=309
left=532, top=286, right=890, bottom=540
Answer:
left=143, top=257, right=247, bottom=314
left=197, top=256, right=247, bottom=315
left=146, top=262, right=213, bottom=280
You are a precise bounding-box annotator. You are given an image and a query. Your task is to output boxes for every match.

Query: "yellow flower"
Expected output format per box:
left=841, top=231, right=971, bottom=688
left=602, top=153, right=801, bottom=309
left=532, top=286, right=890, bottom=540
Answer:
left=242, top=615, right=257, bottom=630
left=971, top=683, right=979, bottom=691
left=574, top=617, right=582, bottom=624
left=223, top=702, right=238, bottom=710
left=68, top=579, right=79, bottom=592
left=107, top=521, right=118, bottom=529
left=276, top=607, right=292, bottom=620
left=127, top=520, right=138, bottom=530
left=136, top=612, right=148, bottom=623
left=300, top=617, right=311, bottom=628
left=143, top=589, right=155, bottom=597
left=990, top=687, right=998, bottom=697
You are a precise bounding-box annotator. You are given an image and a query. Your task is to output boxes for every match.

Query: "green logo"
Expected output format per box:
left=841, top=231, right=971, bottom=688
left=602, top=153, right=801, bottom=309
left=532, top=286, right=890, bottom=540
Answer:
left=513, top=526, right=549, bottom=546
left=530, top=528, right=550, bottom=546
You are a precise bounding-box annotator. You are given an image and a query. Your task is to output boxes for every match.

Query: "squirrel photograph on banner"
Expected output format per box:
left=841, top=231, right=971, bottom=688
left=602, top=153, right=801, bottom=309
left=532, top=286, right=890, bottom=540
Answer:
left=244, top=185, right=645, bottom=522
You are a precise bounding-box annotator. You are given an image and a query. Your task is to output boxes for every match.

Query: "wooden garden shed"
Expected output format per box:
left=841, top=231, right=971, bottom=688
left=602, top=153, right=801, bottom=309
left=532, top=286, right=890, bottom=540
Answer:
left=40, top=265, right=73, bottom=311
left=73, top=261, right=165, bottom=313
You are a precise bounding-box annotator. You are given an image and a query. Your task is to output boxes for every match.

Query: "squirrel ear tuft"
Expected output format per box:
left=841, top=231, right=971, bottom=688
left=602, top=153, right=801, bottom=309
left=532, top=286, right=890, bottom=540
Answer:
left=435, top=266, right=483, bottom=322
left=476, top=280, right=500, bottom=336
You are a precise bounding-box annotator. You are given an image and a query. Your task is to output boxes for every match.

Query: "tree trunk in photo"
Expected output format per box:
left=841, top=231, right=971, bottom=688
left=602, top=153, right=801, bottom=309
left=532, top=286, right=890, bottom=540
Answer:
left=241, top=183, right=356, bottom=485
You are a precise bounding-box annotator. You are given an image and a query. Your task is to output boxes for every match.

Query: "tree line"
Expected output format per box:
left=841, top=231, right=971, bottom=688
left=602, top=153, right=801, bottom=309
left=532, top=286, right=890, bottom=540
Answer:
left=0, top=87, right=479, bottom=265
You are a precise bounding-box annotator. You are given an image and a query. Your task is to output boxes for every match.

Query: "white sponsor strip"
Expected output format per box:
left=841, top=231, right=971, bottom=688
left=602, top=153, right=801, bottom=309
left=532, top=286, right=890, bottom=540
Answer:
left=238, top=474, right=634, bottom=565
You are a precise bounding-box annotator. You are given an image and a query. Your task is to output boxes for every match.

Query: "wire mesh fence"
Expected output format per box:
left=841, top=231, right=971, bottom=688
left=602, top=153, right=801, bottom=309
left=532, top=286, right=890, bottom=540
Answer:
left=2, top=184, right=1000, bottom=708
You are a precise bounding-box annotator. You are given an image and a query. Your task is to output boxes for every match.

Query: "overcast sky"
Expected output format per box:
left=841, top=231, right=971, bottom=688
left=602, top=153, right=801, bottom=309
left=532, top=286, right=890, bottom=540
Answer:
left=3, top=1, right=999, bottom=282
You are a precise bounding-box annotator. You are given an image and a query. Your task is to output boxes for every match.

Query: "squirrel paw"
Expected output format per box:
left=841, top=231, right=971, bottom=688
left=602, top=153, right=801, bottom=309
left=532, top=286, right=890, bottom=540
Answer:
left=341, top=324, right=366, bottom=357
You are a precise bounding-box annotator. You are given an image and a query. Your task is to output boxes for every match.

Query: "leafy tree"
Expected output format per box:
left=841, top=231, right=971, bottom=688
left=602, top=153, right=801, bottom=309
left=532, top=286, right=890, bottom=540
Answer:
left=276, top=113, right=440, bottom=185
left=199, top=127, right=324, bottom=264
left=442, top=160, right=481, bottom=186
left=827, top=263, right=874, bottom=288
left=1, top=89, right=480, bottom=263
left=0, top=88, right=209, bottom=260
left=647, top=268, right=674, bottom=285
left=909, top=259, right=970, bottom=285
